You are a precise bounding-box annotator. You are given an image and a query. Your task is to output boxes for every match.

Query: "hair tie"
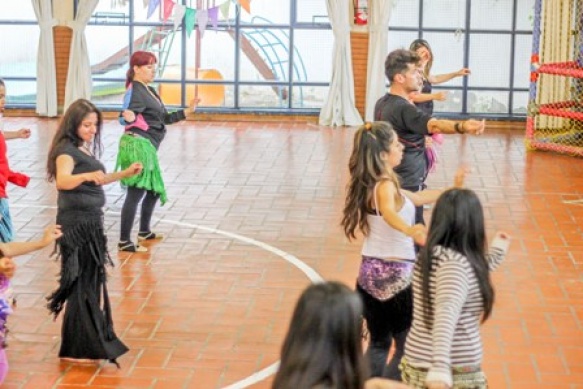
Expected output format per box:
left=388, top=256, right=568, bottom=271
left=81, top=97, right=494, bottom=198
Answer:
left=364, top=122, right=372, bottom=131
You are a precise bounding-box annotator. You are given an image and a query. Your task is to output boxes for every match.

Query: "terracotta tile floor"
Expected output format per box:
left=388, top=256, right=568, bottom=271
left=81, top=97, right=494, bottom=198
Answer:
left=1, top=117, right=582, bottom=388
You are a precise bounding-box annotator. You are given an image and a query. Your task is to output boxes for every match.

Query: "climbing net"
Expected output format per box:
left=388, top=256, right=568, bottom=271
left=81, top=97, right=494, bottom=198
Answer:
left=527, top=0, right=583, bottom=157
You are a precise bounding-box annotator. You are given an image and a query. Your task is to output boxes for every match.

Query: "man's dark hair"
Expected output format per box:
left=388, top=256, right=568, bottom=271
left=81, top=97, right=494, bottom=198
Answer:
left=384, top=49, right=421, bottom=83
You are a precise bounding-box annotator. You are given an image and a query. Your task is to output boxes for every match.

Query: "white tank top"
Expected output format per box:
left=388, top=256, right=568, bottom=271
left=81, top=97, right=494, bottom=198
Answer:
left=361, top=182, right=416, bottom=260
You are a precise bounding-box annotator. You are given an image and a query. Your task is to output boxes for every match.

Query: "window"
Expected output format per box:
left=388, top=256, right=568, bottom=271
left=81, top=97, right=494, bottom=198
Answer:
left=0, top=2, right=39, bottom=106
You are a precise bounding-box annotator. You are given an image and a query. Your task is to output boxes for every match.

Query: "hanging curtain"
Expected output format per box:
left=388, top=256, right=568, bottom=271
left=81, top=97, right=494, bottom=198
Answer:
left=64, top=0, right=100, bottom=111
left=319, top=0, right=363, bottom=127
left=365, top=0, right=394, bottom=121
left=32, top=0, right=58, bottom=117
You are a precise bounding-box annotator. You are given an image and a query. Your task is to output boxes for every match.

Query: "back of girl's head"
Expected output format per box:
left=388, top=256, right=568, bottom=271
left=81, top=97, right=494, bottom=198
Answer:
left=420, top=188, right=494, bottom=325
left=425, top=188, right=485, bottom=253
left=46, top=99, right=103, bottom=181
left=126, top=51, right=157, bottom=87
left=272, top=281, right=367, bottom=389
left=0, top=78, right=5, bottom=88
left=342, top=121, right=400, bottom=240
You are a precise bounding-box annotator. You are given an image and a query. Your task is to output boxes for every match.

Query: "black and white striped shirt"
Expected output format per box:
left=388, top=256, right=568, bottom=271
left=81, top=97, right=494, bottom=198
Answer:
left=404, top=237, right=510, bottom=387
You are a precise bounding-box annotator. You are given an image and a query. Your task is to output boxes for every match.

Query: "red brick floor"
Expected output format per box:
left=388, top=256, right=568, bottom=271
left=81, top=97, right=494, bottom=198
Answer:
left=1, top=117, right=582, bottom=388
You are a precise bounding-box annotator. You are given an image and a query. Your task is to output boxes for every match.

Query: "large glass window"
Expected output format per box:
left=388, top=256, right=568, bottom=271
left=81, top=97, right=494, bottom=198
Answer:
left=81, top=0, right=330, bottom=112
left=3, top=0, right=534, bottom=118
left=0, top=3, right=39, bottom=106
left=389, top=0, right=535, bottom=118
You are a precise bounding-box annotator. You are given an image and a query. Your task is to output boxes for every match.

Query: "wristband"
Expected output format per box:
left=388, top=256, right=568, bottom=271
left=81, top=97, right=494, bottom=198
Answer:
left=454, top=121, right=465, bottom=134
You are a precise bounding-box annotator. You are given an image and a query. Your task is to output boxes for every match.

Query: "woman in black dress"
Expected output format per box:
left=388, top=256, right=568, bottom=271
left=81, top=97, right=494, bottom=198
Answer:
left=46, top=99, right=142, bottom=365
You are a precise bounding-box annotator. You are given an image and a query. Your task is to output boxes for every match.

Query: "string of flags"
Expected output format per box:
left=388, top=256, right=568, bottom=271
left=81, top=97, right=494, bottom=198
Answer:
left=144, top=0, right=252, bottom=38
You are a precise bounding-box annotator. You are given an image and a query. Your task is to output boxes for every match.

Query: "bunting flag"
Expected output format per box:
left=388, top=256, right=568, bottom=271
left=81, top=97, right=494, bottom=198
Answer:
left=238, top=0, right=251, bottom=13
left=173, top=4, right=186, bottom=31
left=219, top=0, right=231, bottom=20
left=197, top=9, right=209, bottom=38
left=147, top=0, right=161, bottom=19
left=163, top=0, right=175, bottom=22
left=184, top=7, right=197, bottom=37
left=208, top=7, right=219, bottom=30
left=144, top=0, right=252, bottom=35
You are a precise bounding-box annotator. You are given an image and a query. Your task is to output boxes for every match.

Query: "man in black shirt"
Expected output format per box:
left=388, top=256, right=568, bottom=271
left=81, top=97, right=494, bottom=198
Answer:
left=375, top=49, right=485, bottom=224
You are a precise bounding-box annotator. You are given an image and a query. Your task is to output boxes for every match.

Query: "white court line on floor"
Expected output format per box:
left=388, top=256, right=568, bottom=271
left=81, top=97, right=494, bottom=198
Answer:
left=12, top=204, right=324, bottom=388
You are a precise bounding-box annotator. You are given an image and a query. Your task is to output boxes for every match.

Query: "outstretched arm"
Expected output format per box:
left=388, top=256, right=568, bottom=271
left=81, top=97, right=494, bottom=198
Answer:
left=429, top=68, right=471, bottom=85
left=3, top=128, right=31, bottom=140
left=403, top=167, right=468, bottom=206
left=0, top=225, right=62, bottom=258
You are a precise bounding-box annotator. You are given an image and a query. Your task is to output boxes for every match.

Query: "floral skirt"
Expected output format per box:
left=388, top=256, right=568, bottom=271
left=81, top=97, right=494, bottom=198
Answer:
left=400, top=358, right=488, bottom=389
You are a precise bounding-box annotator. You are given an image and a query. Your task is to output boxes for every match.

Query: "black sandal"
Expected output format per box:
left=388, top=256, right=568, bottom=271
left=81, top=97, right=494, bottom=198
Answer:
left=118, top=241, right=147, bottom=252
left=137, top=232, right=166, bottom=241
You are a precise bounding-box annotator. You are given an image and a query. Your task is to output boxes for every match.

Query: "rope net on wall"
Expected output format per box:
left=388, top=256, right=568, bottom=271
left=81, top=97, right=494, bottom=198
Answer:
left=527, top=0, right=583, bottom=157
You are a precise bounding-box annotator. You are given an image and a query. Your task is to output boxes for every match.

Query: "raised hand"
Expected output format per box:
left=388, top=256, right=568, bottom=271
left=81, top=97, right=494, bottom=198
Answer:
left=453, top=166, right=471, bottom=188
left=457, top=68, right=471, bottom=77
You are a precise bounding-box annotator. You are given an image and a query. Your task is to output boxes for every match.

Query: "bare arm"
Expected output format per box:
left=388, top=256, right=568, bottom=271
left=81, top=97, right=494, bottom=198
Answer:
left=377, top=180, right=426, bottom=245
left=402, top=188, right=443, bottom=206
left=0, top=225, right=62, bottom=258
left=429, top=68, right=471, bottom=85
left=103, top=163, right=143, bottom=185
left=3, top=128, right=31, bottom=140
left=428, top=118, right=485, bottom=135
left=403, top=167, right=468, bottom=206
left=409, top=92, right=447, bottom=104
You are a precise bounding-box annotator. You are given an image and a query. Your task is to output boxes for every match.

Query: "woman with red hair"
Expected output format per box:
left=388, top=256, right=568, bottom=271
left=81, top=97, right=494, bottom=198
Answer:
left=116, top=51, right=187, bottom=252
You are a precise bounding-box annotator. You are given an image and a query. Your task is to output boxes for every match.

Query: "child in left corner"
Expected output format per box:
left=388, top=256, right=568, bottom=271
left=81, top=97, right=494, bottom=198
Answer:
left=0, top=78, right=31, bottom=242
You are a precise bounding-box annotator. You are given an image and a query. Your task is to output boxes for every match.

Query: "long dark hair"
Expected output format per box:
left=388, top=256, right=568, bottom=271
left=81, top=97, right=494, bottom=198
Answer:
left=341, top=121, right=401, bottom=240
left=46, top=99, right=103, bottom=182
left=272, top=282, right=368, bottom=389
left=419, top=188, right=495, bottom=327
left=409, top=38, right=433, bottom=78
left=126, top=50, right=157, bottom=87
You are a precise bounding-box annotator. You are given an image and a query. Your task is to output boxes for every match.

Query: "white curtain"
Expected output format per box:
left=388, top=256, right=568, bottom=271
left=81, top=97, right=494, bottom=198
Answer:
left=319, top=0, right=363, bottom=127
left=365, top=0, right=394, bottom=121
left=32, top=0, right=58, bottom=117
left=64, top=0, right=99, bottom=111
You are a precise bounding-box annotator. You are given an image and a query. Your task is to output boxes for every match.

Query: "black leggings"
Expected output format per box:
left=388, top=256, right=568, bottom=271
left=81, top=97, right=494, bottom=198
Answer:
left=357, top=284, right=412, bottom=380
left=120, top=186, right=160, bottom=242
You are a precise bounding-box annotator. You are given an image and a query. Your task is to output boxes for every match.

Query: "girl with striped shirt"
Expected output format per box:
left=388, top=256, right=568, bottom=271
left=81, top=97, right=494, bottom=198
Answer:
left=401, top=189, right=511, bottom=389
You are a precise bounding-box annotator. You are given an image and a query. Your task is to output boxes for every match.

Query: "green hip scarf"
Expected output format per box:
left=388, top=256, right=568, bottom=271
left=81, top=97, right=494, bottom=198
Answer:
left=115, top=134, right=167, bottom=205
left=400, top=358, right=488, bottom=389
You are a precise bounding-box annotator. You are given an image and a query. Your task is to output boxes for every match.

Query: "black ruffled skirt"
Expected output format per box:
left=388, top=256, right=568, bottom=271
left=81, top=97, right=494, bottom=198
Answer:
left=47, top=211, right=128, bottom=365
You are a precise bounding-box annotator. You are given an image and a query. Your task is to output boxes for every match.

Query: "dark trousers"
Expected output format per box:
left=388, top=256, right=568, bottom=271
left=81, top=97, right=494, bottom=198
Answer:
left=120, top=186, right=160, bottom=242
left=357, top=284, right=413, bottom=381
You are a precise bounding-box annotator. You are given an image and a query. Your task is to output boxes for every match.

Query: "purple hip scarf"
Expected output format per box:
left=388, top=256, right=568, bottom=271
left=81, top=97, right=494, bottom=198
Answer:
left=357, top=256, right=414, bottom=301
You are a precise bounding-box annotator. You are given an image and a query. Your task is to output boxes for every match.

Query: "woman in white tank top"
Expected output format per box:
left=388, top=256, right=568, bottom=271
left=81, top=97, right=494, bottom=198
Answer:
left=342, top=121, right=466, bottom=381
